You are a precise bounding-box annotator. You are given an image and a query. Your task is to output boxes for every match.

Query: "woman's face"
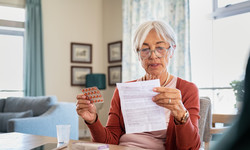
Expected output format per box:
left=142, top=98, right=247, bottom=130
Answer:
left=138, top=29, right=173, bottom=77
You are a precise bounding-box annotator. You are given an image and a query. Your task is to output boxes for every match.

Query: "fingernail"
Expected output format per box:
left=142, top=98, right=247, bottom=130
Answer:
left=153, top=88, right=157, bottom=92
left=152, top=97, right=155, bottom=101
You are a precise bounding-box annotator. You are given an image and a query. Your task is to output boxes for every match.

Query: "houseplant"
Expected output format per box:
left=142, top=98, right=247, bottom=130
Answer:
left=230, top=80, right=245, bottom=112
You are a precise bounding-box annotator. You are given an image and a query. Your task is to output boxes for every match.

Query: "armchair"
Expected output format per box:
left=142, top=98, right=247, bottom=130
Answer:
left=198, top=97, right=212, bottom=150
left=198, top=97, right=237, bottom=150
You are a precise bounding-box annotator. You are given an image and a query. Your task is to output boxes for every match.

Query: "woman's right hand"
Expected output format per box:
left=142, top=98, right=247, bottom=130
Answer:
left=76, top=94, right=97, bottom=124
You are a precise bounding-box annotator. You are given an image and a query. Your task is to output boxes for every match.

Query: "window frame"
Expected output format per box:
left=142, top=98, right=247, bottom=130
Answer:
left=0, top=28, right=24, bottom=36
left=0, top=19, right=24, bottom=28
left=212, top=0, right=250, bottom=19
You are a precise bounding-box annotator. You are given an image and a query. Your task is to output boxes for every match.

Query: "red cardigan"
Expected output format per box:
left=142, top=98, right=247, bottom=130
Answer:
left=87, top=77, right=201, bottom=150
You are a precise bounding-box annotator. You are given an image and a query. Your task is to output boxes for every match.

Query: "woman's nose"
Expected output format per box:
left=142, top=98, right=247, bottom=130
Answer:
left=148, top=45, right=157, bottom=59
left=149, top=50, right=158, bottom=59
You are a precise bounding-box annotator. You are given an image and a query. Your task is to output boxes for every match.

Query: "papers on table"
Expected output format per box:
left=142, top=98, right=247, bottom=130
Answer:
left=116, top=79, right=167, bottom=134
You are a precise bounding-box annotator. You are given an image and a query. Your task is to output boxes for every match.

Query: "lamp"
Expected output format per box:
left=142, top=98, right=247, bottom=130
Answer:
left=86, top=74, right=106, bottom=90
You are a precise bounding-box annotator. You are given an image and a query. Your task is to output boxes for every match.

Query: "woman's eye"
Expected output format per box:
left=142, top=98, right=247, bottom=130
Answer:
left=141, top=48, right=150, bottom=52
left=156, top=47, right=164, bottom=50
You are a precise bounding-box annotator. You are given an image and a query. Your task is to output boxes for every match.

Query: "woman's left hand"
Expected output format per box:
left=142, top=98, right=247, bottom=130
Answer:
left=152, top=87, right=186, bottom=121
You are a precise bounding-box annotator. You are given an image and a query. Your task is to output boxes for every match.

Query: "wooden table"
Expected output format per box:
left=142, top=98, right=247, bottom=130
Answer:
left=210, top=113, right=237, bottom=134
left=0, top=132, right=144, bottom=150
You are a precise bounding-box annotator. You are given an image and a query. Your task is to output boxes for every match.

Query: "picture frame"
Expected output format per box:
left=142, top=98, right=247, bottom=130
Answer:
left=108, top=65, right=122, bottom=86
left=71, top=42, right=92, bottom=63
left=71, top=66, right=92, bottom=86
left=108, top=41, right=122, bottom=63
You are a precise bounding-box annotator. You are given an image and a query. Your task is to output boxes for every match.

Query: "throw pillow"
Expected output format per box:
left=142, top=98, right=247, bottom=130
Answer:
left=4, top=96, right=56, bottom=116
left=0, top=110, right=33, bottom=132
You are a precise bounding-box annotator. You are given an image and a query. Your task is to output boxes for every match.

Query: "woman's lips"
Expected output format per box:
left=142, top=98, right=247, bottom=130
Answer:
left=149, top=63, right=161, bottom=68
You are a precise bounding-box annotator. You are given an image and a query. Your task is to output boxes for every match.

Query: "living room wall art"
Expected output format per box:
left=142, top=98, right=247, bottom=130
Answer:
left=71, top=66, right=92, bottom=86
left=108, top=41, right=122, bottom=63
left=108, top=65, right=122, bottom=86
left=71, top=42, right=92, bottom=63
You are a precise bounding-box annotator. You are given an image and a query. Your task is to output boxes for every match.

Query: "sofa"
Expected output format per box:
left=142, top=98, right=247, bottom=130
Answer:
left=0, top=96, right=78, bottom=140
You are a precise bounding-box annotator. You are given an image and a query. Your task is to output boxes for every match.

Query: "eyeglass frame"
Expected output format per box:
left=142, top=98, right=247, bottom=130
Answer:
left=137, top=46, right=172, bottom=59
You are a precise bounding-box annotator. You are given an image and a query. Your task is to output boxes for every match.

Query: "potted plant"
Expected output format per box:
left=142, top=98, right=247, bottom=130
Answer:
left=230, top=80, right=245, bottom=112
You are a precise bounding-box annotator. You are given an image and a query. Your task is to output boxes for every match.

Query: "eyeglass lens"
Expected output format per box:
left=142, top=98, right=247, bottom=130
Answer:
left=139, top=47, right=170, bottom=59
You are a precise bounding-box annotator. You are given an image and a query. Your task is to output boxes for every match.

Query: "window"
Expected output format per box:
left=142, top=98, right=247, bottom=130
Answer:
left=0, top=6, right=25, bottom=98
left=190, top=0, right=250, bottom=114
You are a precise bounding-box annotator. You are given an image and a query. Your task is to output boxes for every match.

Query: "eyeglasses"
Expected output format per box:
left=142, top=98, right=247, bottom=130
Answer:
left=137, top=46, right=171, bottom=59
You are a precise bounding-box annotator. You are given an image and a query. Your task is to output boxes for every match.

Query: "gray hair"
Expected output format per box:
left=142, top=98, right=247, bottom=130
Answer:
left=133, top=20, right=177, bottom=53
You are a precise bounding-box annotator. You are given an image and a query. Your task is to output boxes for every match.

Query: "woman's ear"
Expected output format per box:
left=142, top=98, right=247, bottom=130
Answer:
left=172, top=45, right=176, bottom=49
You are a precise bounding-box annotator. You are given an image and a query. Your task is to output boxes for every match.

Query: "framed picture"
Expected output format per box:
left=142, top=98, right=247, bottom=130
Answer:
left=71, top=66, right=92, bottom=86
left=71, top=42, right=92, bottom=63
left=108, top=41, right=122, bottom=63
left=108, top=65, right=122, bottom=86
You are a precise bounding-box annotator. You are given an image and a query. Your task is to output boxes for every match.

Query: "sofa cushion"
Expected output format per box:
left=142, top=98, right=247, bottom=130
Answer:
left=4, top=96, right=56, bottom=116
left=0, top=110, right=33, bottom=132
left=0, top=99, right=5, bottom=112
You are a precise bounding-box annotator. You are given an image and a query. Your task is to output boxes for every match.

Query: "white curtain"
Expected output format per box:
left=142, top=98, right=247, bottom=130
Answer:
left=122, top=0, right=191, bottom=82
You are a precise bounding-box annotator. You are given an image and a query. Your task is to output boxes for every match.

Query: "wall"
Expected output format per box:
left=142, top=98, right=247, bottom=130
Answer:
left=100, top=0, right=123, bottom=126
left=42, top=0, right=122, bottom=138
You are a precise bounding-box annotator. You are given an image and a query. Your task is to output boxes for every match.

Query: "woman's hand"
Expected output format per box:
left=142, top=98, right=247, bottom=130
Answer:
left=76, top=94, right=97, bottom=124
left=152, top=87, right=186, bottom=121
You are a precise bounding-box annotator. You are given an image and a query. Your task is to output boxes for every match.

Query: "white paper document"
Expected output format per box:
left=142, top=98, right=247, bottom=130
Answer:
left=116, top=79, right=166, bottom=134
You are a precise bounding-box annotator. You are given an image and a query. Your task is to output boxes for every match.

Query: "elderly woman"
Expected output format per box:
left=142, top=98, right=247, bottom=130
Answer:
left=76, top=20, right=200, bottom=150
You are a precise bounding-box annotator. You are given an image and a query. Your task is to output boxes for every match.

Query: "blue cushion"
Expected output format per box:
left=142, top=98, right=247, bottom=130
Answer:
left=0, top=99, right=5, bottom=112
left=0, top=110, right=33, bottom=132
left=4, top=96, right=56, bottom=116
